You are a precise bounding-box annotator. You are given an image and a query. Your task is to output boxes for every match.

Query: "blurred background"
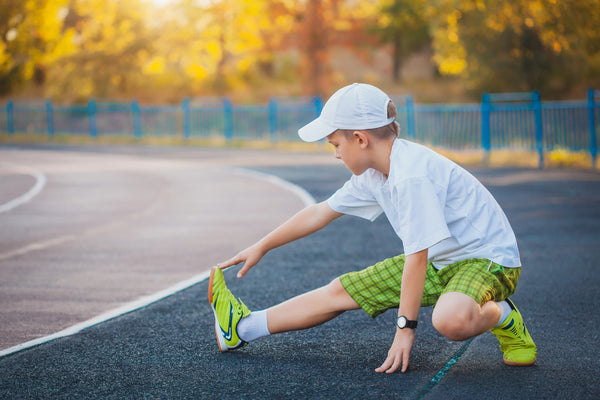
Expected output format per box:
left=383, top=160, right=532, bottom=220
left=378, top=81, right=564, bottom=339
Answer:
left=2, top=0, right=599, bottom=104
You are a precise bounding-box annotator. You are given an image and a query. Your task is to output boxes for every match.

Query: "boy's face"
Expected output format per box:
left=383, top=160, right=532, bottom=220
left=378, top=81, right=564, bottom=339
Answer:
left=327, top=131, right=370, bottom=176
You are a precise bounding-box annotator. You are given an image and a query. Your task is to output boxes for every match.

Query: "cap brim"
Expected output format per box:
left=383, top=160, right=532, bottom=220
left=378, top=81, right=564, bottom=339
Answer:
left=298, top=117, right=337, bottom=142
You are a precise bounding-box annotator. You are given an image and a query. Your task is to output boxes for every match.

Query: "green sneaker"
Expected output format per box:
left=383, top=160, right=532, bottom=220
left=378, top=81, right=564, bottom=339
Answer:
left=208, top=267, right=251, bottom=352
left=491, top=298, right=537, bottom=366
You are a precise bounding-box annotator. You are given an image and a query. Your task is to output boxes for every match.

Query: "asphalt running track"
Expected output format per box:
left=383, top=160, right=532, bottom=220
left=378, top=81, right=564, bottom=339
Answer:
left=1, top=145, right=599, bottom=399
left=0, top=145, right=330, bottom=351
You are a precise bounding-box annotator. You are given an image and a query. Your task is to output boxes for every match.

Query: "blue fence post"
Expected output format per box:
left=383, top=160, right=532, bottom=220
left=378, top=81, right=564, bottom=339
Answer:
left=45, top=99, right=54, bottom=138
left=533, top=90, right=544, bottom=169
left=88, top=99, right=97, bottom=138
left=406, top=96, right=416, bottom=141
left=132, top=100, right=142, bottom=138
left=588, top=88, right=597, bottom=169
left=269, top=98, right=278, bottom=143
left=481, top=93, right=491, bottom=164
left=182, top=98, right=191, bottom=139
left=223, top=98, right=233, bottom=142
left=6, top=100, right=14, bottom=136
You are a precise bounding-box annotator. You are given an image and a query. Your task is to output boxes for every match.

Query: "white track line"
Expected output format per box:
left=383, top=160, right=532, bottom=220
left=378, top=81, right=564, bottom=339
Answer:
left=230, top=167, right=316, bottom=207
left=0, top=167, right=315, bottom=358
left=0, top=235, right=77, bottom=261
left=0, top=165, right=47, bottom=213
left=0, top=271, right=211, bottom=358
left=0, top=178, right=167, bottom=262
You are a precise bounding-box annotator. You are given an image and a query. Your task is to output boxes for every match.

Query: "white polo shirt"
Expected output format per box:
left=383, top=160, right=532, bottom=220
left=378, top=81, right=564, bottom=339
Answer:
left=327, top=139, right=521, bottom=269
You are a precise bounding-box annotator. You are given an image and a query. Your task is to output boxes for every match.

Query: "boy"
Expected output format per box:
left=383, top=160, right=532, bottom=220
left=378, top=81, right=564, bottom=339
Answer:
left=209, top=83, right=536, bottom=373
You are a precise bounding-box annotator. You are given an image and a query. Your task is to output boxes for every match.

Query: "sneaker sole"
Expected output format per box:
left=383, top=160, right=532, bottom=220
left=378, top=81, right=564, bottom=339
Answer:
left=208, top=267, right=226, bottom=352
left=211, top=303, right=227, bottom=352
left=504, top=357, right=536, bottom=367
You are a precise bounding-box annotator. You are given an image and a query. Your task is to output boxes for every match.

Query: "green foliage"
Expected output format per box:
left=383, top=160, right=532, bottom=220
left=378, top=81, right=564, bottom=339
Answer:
left=42, top=0, right=154, bottom=102
left=1, top=0, right=599, bottom=101
left=431, top=0, right=600, bottom=95
left=0, top=0, right=73, bottom=95
left=372, top=0, right=430, bottom=81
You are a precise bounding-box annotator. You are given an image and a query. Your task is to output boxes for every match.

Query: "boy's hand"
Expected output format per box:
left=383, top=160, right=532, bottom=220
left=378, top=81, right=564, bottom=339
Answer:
left=217, top=244, right=266, bottom=279
left=375, top=328, right=415, bottom=374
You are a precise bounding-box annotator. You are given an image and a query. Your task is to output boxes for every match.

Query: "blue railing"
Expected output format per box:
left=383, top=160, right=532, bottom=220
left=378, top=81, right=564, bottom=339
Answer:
left=1, top=90, right=598, bottom=168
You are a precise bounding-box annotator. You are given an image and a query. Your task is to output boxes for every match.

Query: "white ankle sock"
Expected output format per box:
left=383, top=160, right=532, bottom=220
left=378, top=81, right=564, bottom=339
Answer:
left=237, top=310, right=271, bottom=342
left=494, top=300, right=513, bottom=327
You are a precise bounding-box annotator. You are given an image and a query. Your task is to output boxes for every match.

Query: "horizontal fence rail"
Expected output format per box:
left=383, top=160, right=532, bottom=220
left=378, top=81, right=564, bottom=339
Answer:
left=1, top=90, right=598, bottom=168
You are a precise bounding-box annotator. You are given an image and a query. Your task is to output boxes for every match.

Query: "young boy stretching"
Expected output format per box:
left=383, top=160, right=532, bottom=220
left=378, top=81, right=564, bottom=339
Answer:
left=208, top=83, right=536, bottom=373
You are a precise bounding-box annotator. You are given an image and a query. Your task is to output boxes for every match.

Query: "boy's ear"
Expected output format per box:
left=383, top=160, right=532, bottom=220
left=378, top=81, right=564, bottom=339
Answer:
left=353, top=130, right=369, bottom=149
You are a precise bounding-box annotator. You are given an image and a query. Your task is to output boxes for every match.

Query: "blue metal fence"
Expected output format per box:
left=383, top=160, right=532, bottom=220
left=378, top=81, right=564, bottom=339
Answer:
left=1, top=90, right=598, bottom=168
left=413, top=103, right=482, bottom=149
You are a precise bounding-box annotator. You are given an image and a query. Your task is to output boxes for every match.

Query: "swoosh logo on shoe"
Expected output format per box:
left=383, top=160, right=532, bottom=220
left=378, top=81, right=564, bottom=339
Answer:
left=214, top=293, right=234, bottom=342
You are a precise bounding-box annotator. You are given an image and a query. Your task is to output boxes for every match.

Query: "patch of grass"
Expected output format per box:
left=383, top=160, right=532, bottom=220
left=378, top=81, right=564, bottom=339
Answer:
left=434, top=147, right=597, bottom=170
left=546, top=148, right=595, bottom=169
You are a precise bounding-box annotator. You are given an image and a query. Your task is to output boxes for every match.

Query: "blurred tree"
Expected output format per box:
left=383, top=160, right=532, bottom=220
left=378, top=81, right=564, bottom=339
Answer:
left=149, top=0, right=296, bottom=97
left=0, top=0, right=74, bottom=96
left=372, top=0, right=431, bottom=81
left=296, top=0, right=380, bottom=96
left=431, top=0, right=600, bottom=95
left=4, top=0, right=598, bottom=101
left=255, top=0, right=296, bottom=79
left=300, top=0, right=326, bottom=95
left=45, top=0, right=152, bottom=101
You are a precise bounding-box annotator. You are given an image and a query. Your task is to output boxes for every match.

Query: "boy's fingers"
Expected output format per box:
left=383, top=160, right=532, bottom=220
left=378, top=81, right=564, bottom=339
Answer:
left=375, top=353, right=396, bottom=373
left=387, top=353, right=404, bottom=374
left=375, top=359, right=391, bottom=373
left=376, top=349, right=410, bottom=374
left=218, top=255, right=243, bottom=270
left=401, top=352, right=410, bottom=373
left=237, top=262, right=253, bottom=278
left=394, top=345, right=410, bottom=373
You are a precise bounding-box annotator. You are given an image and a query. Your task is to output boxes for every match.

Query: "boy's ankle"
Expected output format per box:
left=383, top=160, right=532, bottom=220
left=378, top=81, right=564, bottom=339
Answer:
left=237, top=310, right=270, bottom=342
left=493, top=300, right=513, bottom=328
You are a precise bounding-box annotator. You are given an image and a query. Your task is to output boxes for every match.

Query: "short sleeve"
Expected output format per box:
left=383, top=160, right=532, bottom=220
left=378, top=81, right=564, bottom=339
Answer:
left=327, top=175, right=383, bottom=221
left=395, top=177, right=451, bottom=255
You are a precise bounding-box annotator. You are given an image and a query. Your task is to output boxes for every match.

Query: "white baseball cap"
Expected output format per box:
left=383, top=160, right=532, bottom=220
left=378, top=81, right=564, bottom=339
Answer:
left=298, top=83, right=395, bottom=142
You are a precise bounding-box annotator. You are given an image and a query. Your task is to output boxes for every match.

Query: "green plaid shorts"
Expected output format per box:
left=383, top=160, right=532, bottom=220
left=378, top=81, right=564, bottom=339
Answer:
left=339, top=255, right=520, bottom=318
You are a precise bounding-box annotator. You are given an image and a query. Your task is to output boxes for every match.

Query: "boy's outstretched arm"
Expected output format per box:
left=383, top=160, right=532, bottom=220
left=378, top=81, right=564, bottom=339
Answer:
left=375, top=248, right=428, bottom=374
left=218, top=201, right=343, bottom=278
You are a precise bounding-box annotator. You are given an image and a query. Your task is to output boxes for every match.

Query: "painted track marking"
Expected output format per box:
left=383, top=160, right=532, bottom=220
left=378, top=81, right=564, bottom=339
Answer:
left=413, top=338, right=474, bottom=399
left=0, top=271, right=211, bottom=357
left=0, top=164, right=47, bottom=214
left=0, top=167, right=315, bottom=357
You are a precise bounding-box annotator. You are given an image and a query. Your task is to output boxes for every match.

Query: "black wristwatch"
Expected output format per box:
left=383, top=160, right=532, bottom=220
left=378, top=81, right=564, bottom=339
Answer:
left=397, top=315, right=418, bottom=329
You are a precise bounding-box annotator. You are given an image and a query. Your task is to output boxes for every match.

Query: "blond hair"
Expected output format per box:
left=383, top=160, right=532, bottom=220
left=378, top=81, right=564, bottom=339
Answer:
left=336, top=100, right=400, bottom=140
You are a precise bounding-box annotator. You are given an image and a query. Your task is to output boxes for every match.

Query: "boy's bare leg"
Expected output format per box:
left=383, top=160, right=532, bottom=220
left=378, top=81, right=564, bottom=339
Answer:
left=267, top=278, right=361, bottom=334
left=431, top=292, right=500, bottom=341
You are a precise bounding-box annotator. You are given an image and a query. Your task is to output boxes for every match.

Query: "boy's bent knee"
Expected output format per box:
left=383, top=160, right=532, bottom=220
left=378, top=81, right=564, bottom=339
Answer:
left=432, top=293, right=479, bottom=341
left=433, top=309, right=474, bottom=341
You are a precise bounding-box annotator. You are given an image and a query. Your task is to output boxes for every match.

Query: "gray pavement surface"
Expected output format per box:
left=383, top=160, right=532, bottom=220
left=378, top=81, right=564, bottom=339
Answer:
left=1, top=144, right=600, bottom=399
left=0, top=145, right=335, bottom=349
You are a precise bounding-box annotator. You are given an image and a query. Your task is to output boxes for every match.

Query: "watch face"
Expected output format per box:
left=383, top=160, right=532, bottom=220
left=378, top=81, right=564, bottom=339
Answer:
left=397, top=316, right=406, bottom=328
